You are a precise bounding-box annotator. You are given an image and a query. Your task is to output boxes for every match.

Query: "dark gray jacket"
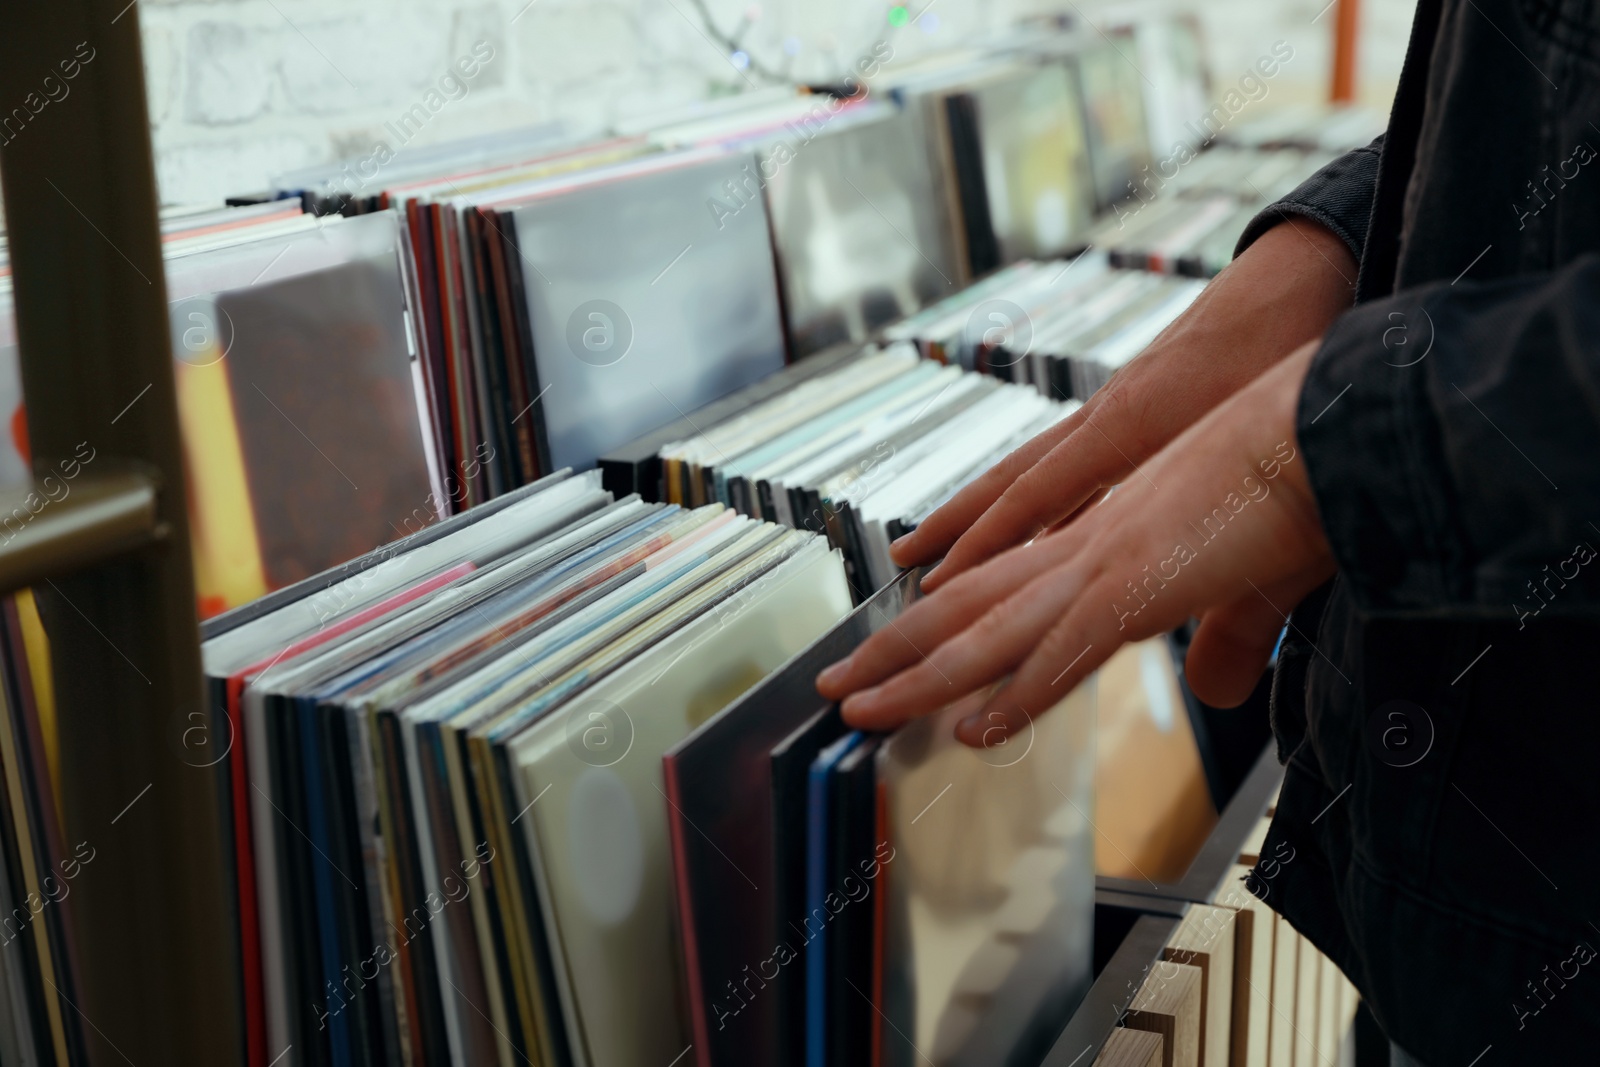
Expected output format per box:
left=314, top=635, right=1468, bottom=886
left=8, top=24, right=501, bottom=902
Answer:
left=1238, top=0, right=1600, bottom=1059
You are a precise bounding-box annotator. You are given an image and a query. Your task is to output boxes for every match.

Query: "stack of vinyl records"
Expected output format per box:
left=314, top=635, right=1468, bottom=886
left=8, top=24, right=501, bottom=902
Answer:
left=881, top=49, right=1104, bottom=277
left=603, top=343, right=1076, bottom=597
left=196, top=467, right=1097, bottom=1067
left=1083, top=146, right=1337, bottom=277
left=290, top=138, right=792, bottom=507
left=274, top=122, right=572, bottom=218
left=882, top=254, right=1204, bottom=401
left=1081, top=101, right=1385, bottom=278
left=246, top=14, right=1220, bottom=517
left=202, top=469, right=856, bottom=1067
left=272, top=41, right=1117, bottom=498
left=1155, top=144, right=1338, bottom=202
left=649, top=94, right=967, bottom=358
left=348, top=134, right=649, bottom=501
left=0, top=204, right=438, bottom=619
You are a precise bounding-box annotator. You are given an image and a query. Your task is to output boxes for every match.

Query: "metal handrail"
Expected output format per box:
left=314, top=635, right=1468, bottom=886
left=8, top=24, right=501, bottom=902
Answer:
left=0, top=472, right=163, bottom=596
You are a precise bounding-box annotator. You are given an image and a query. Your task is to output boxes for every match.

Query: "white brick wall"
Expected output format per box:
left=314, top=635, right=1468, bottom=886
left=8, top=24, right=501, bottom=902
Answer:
left=135, top=0, right=1414, bottom=206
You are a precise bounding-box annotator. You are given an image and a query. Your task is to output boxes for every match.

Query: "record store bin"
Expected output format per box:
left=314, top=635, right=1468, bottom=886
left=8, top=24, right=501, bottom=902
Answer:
left=0, top=14, right=1097, bottom=1064
left=0, top=6, right=1325, bottom=1067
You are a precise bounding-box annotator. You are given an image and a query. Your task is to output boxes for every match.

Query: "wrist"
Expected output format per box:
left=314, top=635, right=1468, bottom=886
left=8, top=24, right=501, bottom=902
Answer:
left=1147, top=216, right=1355, bottom=367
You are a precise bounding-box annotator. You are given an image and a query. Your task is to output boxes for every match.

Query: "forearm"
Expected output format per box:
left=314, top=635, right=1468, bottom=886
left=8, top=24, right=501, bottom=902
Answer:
left=1093, top=217, right=1357, bottom=446
left=1145, top=216, right=1356, bottom=382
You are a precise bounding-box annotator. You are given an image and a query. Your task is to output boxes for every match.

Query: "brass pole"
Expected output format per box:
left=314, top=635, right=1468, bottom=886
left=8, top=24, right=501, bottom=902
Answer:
left=1331, top=0, right=1361, bottom=103
left=0, top=2, right=244, bottom=1063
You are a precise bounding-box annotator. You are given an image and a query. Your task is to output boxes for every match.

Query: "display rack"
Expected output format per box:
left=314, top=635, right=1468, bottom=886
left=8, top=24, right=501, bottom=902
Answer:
left=0, top=3, right=242, bottom=1064
left=0, top=6, right=1335, bottom=1066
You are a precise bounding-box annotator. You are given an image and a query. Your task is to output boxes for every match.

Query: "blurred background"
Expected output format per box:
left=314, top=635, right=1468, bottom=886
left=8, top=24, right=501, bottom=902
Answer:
left=138, top=0, right=1415, bottom=204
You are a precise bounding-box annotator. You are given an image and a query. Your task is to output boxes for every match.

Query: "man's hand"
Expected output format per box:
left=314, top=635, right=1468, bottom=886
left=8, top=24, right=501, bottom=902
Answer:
left=816, top=342, right=1334, bottom=744
left=894, top=218, right=1356, bottom=593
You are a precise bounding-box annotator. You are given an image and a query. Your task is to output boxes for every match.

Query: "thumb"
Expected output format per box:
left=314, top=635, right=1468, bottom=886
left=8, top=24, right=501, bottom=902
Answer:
left=1184, top=593, right=1289, bottom=708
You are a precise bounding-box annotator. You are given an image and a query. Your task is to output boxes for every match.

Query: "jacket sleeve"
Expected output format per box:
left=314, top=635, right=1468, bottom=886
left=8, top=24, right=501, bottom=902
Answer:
left=1234, top=135, right=1384, bottom=265
left=1297, top=253, right=1600, bottom=621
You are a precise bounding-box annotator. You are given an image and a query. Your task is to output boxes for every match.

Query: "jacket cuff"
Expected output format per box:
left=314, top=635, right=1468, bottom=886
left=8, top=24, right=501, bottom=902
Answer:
left=1234, top=136, right=1384, bottom=264
left=1295, top=295, right=1463, bottom=614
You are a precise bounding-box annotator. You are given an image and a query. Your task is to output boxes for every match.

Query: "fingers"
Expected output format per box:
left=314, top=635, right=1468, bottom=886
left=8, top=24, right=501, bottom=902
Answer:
left=827, top=345, right=1336, bottom=750
left=817, top=539, right=1048, bottom=701
left=888, top=403, right=1089, bottom=570
left=951, top=569, right=1181, bottom=748
left=920, top=410, right=1136, bottom=591
left=1183, top=593, right=1291, bottom=708
left=1045, top=487, right=1111, bottom=536
left=839, top=558, right=1095, bottom=734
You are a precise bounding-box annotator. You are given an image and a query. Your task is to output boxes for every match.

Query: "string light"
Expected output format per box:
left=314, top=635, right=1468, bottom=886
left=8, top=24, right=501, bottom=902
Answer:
left=887, top=5, right=910, bottom=28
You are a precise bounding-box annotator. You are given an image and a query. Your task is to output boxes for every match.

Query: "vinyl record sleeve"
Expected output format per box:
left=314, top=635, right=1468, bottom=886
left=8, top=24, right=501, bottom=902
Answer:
left=0, top=769, right=49, bottom=1067
left=163, top=211, right=438, bottom=617
left=459, top=208, right=515, bottom=496
left=0, top=605, right=80, bottom=1046
left=508, top=152, right=786, bottom=473
left=294, top=694, right=360, bottom=1067
left=214, top=256, right=433, bottom=590
left=804, top=731, right=863, bottom=1067
left=1135, top=15, right=1211, bottom=159
left=406, top=198, right=457, bottom=497
left=761, top=103, right=961, bottom=355
left=770, top=707, right=847, bottom=1067
left=0, top=293, right=30, bottom=493
left=371, top=708, right=452, bottom=1065
left=827, top=734, right=883, bottom=1067
left=968, top=63, right=1096, bottom=262
left=875, top=680, right=1095, bottom=1067
left=264, top=690, right=333, bottom=1066
left=941, top=92, right=1001, bottom=278
left=1074, top=35, right=1154, bottom=212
